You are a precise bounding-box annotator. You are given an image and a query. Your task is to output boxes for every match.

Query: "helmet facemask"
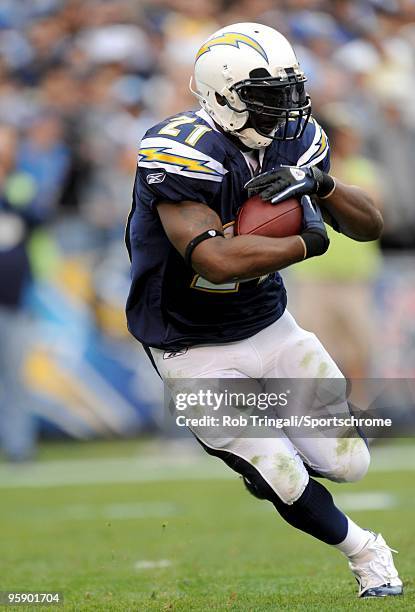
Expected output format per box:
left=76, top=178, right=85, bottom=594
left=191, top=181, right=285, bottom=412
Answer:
left=228, top=68, right=312, bottom=143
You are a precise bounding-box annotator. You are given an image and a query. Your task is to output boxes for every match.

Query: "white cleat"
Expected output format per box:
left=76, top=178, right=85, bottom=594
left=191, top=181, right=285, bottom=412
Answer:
left=348, top=533, right=403, bottom=598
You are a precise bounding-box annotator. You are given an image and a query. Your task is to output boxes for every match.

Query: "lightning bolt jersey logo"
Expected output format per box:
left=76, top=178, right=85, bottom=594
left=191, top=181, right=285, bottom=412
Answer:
left=138, top=137, right=227, bottom=183
left=196, top=32, right=268, bottom=63
left=139, top=148, right=221, bottom=176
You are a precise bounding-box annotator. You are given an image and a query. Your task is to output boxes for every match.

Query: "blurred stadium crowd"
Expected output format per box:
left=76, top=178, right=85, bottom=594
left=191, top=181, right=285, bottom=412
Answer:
left=0, top=0, right=414, bottom=459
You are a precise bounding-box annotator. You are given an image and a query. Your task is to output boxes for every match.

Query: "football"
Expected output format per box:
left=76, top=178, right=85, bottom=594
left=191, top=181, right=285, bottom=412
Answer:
left=236, top=195, right=303, bottom=238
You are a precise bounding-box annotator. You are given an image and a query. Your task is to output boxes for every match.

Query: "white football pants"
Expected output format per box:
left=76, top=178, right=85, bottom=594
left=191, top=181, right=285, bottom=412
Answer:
left=150, top=311, right=370, bottom=504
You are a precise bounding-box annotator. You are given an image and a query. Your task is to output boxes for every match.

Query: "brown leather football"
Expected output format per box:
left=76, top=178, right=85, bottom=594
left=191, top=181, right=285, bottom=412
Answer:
left=236, top=195, right=302, bottom=238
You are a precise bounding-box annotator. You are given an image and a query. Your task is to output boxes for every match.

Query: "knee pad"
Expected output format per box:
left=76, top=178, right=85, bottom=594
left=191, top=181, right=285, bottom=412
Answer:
left=329, top=438, right=370, bottom=483
left=197, top=436, right=308, bottom=506
left=241, top=454, right=308, bottom=505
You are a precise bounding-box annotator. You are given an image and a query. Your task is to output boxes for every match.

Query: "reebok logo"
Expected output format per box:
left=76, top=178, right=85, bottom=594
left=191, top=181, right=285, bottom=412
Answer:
left=163, top=348, right=188, bottom=360
left=147, top=172, right=166, bottom=185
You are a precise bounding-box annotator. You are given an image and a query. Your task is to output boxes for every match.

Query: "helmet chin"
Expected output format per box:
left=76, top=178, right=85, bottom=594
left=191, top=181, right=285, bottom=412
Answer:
left=232, top=126, right=273, bottom=149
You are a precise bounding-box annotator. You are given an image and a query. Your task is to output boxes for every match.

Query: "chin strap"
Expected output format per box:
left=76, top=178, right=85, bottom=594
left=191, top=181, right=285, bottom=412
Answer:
left=235, top=126, right=273, bottom=150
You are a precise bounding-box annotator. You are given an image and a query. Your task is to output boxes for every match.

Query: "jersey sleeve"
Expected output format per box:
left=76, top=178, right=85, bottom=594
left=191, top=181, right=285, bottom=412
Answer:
left=296, top=117, right=331, bottom=173
left=136, top=134, right=228, bottom=207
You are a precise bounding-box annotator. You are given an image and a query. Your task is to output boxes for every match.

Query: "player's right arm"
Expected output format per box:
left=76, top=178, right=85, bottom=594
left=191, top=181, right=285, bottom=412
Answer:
left=137, top=117, right=327, bottom=283
left=157, top=200, right=308, bottom=284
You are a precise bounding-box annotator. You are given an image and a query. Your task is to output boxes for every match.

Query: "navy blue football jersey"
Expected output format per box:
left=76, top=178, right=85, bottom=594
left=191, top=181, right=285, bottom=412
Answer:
left=126, top=109, right=330, bottom=350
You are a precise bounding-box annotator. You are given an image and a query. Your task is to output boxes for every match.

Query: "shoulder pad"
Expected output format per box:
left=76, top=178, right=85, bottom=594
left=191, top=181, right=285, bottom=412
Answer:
left=139, top=112, right=228, bottom=182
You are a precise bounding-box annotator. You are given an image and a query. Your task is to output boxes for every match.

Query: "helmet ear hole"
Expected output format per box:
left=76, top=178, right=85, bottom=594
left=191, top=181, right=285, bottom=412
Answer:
left=249, top=67, right=271, bottom=78
left=215, top=92, right=227, bottom=106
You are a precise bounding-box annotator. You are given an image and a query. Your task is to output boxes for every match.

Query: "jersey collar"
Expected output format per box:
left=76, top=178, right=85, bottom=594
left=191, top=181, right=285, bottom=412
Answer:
left=195, top=108, right=220, bottom=132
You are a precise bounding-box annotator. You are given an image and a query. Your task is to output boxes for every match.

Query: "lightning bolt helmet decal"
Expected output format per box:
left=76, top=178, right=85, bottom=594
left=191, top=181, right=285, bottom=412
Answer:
left=195, top=32, right=268, bottom=63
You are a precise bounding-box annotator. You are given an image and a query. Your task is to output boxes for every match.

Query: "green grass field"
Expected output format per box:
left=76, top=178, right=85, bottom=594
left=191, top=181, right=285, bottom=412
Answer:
left=0, top=439, right=414, bottom=611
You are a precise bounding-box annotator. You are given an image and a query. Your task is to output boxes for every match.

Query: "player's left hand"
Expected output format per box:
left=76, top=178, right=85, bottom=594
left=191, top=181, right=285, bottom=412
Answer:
left=245, top=165, right=335, bottom=204
left=299, top=195, right=330, bottom=258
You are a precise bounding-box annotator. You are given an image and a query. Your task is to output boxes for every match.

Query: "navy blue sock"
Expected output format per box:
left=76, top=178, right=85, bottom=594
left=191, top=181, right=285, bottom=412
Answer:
left=272, top=478, right=348, bottom=545
left=197, top=438, right=348, bottom=546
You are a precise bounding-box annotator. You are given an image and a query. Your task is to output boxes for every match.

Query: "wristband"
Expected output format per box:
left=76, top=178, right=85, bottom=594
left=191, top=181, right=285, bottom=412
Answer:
left=319, top=176, right=336, bottom=200
left=312, top=167, right=336, bottom=199
left=184, top=229, right=224, bottom=268
left=297, top=236, right=307, bottom=259
left=301, top=229, right=330, bottom=258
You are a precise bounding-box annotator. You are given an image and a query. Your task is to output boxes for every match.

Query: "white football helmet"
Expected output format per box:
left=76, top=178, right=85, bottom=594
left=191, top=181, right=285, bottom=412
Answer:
left=190, top=22, right=312, bottom=149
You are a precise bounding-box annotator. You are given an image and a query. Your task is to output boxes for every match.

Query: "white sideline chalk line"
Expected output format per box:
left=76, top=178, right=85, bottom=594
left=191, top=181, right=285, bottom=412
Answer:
left=134, top=559, right=172, bottom=570
left=333, top=492, right=397, bottom=511
left=0, top=445, right=413, bottom=489
left=0, top=456, right=230, bottom=489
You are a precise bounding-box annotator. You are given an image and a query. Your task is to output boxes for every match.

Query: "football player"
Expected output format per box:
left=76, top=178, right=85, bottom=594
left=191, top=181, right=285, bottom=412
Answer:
left=126, top=23, right=402, bottom=598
